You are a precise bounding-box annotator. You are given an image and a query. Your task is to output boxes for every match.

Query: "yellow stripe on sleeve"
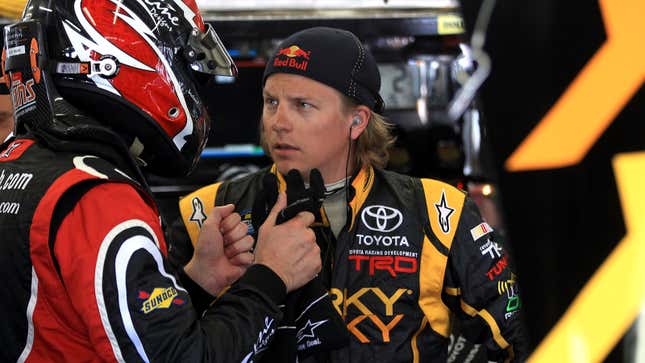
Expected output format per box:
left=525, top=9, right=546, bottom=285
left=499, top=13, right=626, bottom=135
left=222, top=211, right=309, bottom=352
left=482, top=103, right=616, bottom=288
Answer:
left=178, top=182, right=222, bottom=247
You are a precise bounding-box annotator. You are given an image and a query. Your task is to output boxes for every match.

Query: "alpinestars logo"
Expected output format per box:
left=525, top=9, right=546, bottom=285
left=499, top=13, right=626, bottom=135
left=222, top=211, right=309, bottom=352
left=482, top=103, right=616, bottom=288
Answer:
left=434, top=190, right=455, bottom=233
left=297, top=319, right=328, bottom=343
left=189, top=197, right=207, bottom=228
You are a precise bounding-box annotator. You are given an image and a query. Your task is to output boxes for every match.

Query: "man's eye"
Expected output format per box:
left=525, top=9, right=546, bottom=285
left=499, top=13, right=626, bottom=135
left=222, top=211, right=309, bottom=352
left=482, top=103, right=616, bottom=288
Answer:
left=300, top=102, right=312, bottom=109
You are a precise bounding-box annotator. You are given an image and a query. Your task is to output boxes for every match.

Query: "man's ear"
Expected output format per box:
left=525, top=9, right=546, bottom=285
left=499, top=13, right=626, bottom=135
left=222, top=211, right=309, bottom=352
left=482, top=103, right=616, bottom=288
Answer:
left=349, top=105, right=371, bottom=140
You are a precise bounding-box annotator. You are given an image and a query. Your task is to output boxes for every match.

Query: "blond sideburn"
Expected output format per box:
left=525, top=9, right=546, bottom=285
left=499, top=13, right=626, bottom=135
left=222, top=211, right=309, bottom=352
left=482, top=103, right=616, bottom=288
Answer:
left=341, top=96, right=396, bottom=169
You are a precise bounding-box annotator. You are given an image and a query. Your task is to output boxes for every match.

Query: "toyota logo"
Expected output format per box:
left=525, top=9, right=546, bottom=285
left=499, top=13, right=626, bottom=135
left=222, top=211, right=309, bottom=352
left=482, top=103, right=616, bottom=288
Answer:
left=361, top=205, right=403, bottom=232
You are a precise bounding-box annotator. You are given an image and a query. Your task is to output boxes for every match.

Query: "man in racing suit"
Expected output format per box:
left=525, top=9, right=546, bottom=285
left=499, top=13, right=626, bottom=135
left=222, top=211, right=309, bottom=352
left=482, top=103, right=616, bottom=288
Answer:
left=0, top=2, right=321, bottom=362
left=171, top=27, right=528, bottom=362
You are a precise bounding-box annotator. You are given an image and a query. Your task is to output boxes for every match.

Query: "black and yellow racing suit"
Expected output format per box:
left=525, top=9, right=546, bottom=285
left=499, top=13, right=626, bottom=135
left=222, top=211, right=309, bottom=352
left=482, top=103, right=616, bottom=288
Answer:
left=173, top=165, right=527, bottom=362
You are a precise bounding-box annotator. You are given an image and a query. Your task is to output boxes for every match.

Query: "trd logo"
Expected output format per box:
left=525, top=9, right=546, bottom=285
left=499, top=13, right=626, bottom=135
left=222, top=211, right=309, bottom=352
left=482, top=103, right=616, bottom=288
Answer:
left=330, top=287, right=412, bottom=343
left=361, top=205, right=403, bottom=232
left=348, top=255, right=417, bottom=277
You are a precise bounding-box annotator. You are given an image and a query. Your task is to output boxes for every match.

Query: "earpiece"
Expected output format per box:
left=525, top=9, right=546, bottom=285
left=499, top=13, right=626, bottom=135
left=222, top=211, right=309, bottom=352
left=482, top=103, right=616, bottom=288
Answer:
left=351, top=116, right=361, bottom=127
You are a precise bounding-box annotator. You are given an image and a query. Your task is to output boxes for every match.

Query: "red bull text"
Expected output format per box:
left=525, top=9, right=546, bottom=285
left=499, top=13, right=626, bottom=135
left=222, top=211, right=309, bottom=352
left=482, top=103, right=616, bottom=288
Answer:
left=274, top=45, right=310, bottom=71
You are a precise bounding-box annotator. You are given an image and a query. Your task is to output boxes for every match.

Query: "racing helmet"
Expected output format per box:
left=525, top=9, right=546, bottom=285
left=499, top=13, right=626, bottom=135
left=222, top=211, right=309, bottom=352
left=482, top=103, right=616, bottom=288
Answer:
left=6, top=0, right=236, bottom=176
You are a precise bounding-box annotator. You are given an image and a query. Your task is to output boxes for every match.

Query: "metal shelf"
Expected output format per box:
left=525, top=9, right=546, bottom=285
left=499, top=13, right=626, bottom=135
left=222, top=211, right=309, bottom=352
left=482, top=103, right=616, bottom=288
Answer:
left=197, top=0, right=459, bottom=12
left=207, top=10, right=465, bottom=38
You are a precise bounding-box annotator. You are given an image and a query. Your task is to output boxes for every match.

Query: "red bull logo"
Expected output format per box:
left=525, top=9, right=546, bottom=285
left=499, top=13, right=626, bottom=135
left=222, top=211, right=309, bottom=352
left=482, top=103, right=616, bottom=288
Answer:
left=276, top=45, right=311, bottom=60
left=139, top=287, right=186, bottom=314
left=274, top=45, right=310, bottom=71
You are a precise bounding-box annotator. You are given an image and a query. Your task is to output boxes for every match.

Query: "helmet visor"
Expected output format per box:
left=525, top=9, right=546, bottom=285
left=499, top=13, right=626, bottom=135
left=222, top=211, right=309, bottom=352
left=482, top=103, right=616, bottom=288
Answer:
left=186, top=24, right=237, bottom=77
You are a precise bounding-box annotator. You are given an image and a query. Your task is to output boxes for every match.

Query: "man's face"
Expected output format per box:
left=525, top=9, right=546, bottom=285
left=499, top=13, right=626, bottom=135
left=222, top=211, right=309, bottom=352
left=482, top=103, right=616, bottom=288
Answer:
left=262, top=73, right=353, bottom=183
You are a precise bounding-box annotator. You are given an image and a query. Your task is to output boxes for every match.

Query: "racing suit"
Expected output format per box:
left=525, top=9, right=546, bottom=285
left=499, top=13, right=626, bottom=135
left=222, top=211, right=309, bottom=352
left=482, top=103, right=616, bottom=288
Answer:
left=175, top=165, right=528, bottom=362
left=0, top=137, right=285, bottom=362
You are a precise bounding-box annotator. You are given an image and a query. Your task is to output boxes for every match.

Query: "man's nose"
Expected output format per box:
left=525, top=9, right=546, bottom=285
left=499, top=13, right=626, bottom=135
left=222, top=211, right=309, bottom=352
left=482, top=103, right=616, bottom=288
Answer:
left=270, top=104, right=292, bottom=132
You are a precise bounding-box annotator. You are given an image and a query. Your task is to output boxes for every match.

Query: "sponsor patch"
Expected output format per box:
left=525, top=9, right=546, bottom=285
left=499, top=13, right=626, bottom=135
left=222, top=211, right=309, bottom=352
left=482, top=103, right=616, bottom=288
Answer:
left=138, top=287, right=185, bottom=314
left=189, top=197, right=207, bottom=228
left=507, top=294, right=521, bottom=313
left=240, top=209, right=254, bottom=235
left=498, top=273, right=517, bottom=295
left=355, top=234, right=409, bottom=247
left=502, top=274, right=521, bottom=319
left=0, top=169, right=33, bottom=190
left=7, top=45, right=26, bottom=57
left=348, top=255, right=418, bottom=277
left=470, top=222, right=493, bottom=241
left=361, top=205, right=403, bottom=232
left=297, top=319, right=328, bottom=343
left=0, top=141, right=31, bottom=160
left=273, top=45, right=311, bottom=71
left=11, top=75, right=37, bottom=115
left=486, top=255, right=508, bottom=280
left=276, top=45, right=311, bottom=59
left=434, top=190, right=455, bottom=234
left=479, top=239, right=503, bottom=259
left=330, top=287, right=411, bottom=343
left=242, top=317, right=276, bottom=362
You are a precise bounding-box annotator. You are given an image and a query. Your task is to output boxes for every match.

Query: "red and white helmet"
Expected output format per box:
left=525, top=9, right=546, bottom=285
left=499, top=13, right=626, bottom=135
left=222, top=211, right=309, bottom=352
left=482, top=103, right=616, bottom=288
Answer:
left=18, top=0, right=236, bottom=176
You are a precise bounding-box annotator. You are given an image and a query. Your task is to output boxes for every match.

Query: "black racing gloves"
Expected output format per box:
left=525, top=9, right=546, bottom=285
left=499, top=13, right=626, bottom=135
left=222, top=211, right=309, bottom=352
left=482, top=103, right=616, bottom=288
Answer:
left=251, top=168, right=326, bottom=230
left=252, top=169, right=349, bottom=361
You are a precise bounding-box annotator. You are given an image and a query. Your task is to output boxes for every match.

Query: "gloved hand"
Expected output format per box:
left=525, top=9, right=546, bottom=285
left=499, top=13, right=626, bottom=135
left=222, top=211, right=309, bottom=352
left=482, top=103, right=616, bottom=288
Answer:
left=252, top=169, right=349, bottom=362
left=251, top=168, right=326, bottom=235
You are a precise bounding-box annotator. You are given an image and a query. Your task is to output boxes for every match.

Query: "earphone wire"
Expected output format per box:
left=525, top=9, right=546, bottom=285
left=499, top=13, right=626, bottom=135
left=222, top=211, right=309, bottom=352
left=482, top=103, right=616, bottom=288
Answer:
left=345, top=123, right=352, bottom=222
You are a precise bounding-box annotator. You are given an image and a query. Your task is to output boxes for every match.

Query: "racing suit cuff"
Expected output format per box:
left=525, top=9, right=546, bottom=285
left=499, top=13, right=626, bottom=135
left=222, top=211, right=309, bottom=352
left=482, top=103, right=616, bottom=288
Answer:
left=237, top=264, right=287, bottom=305
left=178, top=266, right=216, bottom=314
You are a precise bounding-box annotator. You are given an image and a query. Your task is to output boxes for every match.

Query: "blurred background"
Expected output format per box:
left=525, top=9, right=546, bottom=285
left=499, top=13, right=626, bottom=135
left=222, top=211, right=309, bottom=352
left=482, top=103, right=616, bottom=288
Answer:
left=1, top=0, right=644, bottom=361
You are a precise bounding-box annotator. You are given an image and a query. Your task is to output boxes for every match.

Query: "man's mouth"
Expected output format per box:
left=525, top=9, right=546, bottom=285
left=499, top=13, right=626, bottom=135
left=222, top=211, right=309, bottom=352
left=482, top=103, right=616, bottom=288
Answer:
left=273, top=143, right=299, bottom=151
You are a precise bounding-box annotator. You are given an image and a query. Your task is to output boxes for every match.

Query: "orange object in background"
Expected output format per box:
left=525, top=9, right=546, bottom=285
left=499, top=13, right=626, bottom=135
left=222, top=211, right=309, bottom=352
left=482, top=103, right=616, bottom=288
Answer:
left=0, top=0, right=27, bottom=19
left=0, top=94, right=13, bottom=141
left=505, top=0, right=645, bottom=172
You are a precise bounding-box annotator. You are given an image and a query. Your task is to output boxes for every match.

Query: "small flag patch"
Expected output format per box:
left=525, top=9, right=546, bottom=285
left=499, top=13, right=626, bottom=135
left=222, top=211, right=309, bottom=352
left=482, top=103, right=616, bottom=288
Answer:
left=470, top=222, right=493, bottom=241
